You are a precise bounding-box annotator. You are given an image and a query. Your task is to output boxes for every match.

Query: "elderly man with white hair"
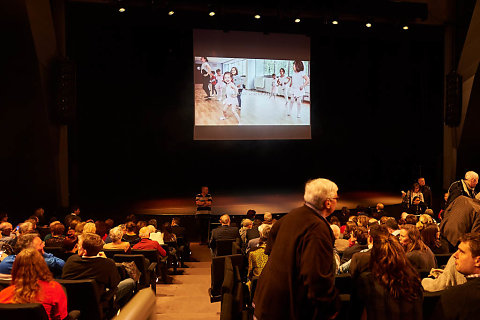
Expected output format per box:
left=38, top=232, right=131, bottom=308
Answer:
left=254, top=178, right=340, bottom=320
left=446, top=171, right=479, bottom=207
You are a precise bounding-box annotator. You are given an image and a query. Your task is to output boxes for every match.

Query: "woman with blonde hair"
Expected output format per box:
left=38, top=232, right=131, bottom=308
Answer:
left=0, top=248, right=67, bottom=320
left=103, top=226, right=130, bottom=252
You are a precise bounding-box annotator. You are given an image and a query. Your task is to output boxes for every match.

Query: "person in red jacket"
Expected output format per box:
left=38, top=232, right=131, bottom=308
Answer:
left=132, top=227, right=167, bottom=257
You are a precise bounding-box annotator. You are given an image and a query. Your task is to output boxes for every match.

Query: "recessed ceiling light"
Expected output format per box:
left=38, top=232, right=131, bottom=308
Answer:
left=209, top=11, right=215, bottom=17
left=254, top=14, right=261, bottom=19
left=168, top=10, right=174, bottom=16
left=118, top=7, right=126, bottom=13
left=294, top=18, right=301, bottom=23
left=332, top=20, right=339, bottom=25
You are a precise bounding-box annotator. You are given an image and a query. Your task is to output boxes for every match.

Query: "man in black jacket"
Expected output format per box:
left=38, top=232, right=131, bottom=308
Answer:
left=209, top=214, right=239, bottom=256
left=446, top=171, right=478, bottom=207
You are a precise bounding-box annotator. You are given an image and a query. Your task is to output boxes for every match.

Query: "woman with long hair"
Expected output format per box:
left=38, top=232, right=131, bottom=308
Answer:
left=399, top=224, right=437, bottom=270
left=0, top=248, right=68, bottom=320
left=356, top=233, right=423, bottom=320
left=421, top=223, right=448, bottom=254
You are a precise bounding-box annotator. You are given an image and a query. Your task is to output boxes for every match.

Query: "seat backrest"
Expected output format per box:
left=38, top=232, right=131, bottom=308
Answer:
left=335, top=273, right=353, bottom=294
left=222, top=257, right=235, bottom=295
left=211, top=254, right=244, bottom=297
left=113, top=288, right=156, bottom=320
left=130, top=250, right=158, bottom=264
left=103, top=249, right=127, bottom=259
left=0, top=279, right=11, bottom=291
left=435, top=253, right=452, bottom=268
left=114, top=254, right=149, bottom=287
left=216, top=239, right=236, bottom=256
left=43, top=246, right=65, bottom=257
left=57, top=279, right=103, bottom=320
left=0, top=303, right=49, bottom=320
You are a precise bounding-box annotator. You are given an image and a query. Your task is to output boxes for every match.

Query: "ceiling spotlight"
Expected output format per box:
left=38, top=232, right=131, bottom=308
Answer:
left=168, top=10, right=174, bottom=16
left=118, top=7, right=126, bottom=13
left=254, top=14, right=261, bottom=19
left=403, top=25, right=409, bottom=30
left=365, top=22, right=372, bottom=28
left=209, top=11, right=215, bottom=16
left=294, top=18, right=301, bottom=23
left=332, top=20, right=339, bottom=25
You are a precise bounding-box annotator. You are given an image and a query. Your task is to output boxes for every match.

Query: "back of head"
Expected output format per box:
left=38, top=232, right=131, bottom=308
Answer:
left=220, top=214, right=230, bottom=225
left=148, top=219, right=158, bottom=229
left=385, top=218, right=399, bottom=231
left=242, top=219, right=253, bottom=228
left=401, top=224, right=426, bottom=252
left=357, top=215, right=369, bottom=228
left=370, top=233, right=421, bottom=301
left=18, top=222, right=34, bottom=235
left=109, top=226, right=124, bottom=242
left=421, top=223, right=440, bottom=249
left=126, top=221, right=136, bottom=233
left=355, top=226, right=368, bottom=245
left=14, top=233, right=39, bottom=254
left=79, top=233, right=104, bottom=256
left=405, top=214, right=418, bottom=225
left=172, top=217, right=181, bottom=226
left=465, top=171, right=479, bottom=180
left=304, top=178, right=338, bottom=209
left=139, top=227, right=150, bottom=238
left=264, top=212, right=273, bottom=223
left=11, top=248, right=53, bottom=303
left=258, top=224, right=272, bottom=242
left=83, top=222, right=96, bottom=234
left=369, top=224, right=389, bottom=243
left=52, top=223, right=65, bottom=236
left=330, top=224, right=341, bottom=239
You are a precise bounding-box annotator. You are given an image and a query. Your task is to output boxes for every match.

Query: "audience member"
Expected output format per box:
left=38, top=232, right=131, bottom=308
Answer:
left=95, top=221, right=108, bottom=240
left=0, top=222, right=14, bottom=246
left=446, top=171, right=478, bottom=207
left=421, top=223, right=448, bottom=254
left=331, top=224, right=349, bottom=253
left=45, top=223, right=66, bottom=247
left=122, top=221, right=140, bottom=246
left=433, top=233, right=480, bottom=319
left=439, top=195, right=480, bottom=252
left=209, top=214, right=239, bottom=255
left=341, top=226, right=368, bottom=264
left=385, top=217, right=400, bottom=237
left=74, top=221, right=86, bottom=235
left=247, top=224, right=271, bottom=285
left=357, top=215, right=369, bottom=228
left=329, top=216, right=341, bottom=228
left=416, top=214, right=434, bottom=231
left=171, top=218, right=186, bottom=239
left=263, top=212, right=275, bottom=225
left=132, top=227, right=167, bottom=256
left=405, top=214, right=418, bottom=225
left=0, top=233, right=64, bottom=277
left=343, top=221, right=357, bottom=240
left=64, top=206, right=81, bottom=228
left=418, top=177, right=433, bottom=209
left=103, top=226, right=130, bottom=252
left=239, top=219, right=253, bottom=244
left=245, top=220, right=261, bottom=244
left=422, top=255, right=466, bottom=292
left=246, top=209, right=256, bottom=221
left=402, top=182, right=425, bottom=208
left=62, top=233, right=135, bottom=311
left=399, top=224, right=436, bottom=270
left=161, top=222, right=177, bottom=242
left=83, top=222, right=96, bottom=234
left=247, top=224, right=270, bottom=252
left=355, top=233, right=423, bottom=319
left=254, top=178, right=339, bottom=320
left=407, top=196, right=427, bottom=215
left=62, top=230, right=78, bottom=253
left=0, top=248, right=68, bottom=320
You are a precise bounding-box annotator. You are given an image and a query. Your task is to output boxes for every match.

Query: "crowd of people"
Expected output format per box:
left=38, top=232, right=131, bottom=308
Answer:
left=0, top=210, right=188, bottom=319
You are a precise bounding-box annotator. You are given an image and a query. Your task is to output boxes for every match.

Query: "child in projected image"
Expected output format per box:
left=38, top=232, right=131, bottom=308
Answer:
left=277, top=68, right=291, bottom=107
left=220, top=72, right=241, bottom=122
left=210, top=71, right=217, bottom=96
left=231, top=67, right=243, bottom=109
left=269, top=73, right=278, bottom=99
left=288, top=60, right=310, bottom=118
left=215, top=69, right=225, bottom=101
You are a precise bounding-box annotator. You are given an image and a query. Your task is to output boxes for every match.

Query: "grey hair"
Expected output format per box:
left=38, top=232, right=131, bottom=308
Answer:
left=109, top=226, right=124, bottom=242
left=330, top=224, right=340, bottom=239
left=304, top=178, right=338, bottom=208
left=465, top=171, right=479, bottom=180
left=258, top=224, right=272, bottom=239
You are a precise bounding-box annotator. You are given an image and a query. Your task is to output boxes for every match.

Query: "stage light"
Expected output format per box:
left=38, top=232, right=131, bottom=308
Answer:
left=332, top=20, right=339, bottom=25
left=403, top=25, right=409, bottom=30
left=118, top=7, right=126, bottom=13
left=365, top=22, right=372, bottom=28
left=209, top=11, right=215, bottom=16
left=168, top=10, right=174, bottom=16
left=294, top=18, right=301, bottom=23
left=254, top=14, right=261, bottom=19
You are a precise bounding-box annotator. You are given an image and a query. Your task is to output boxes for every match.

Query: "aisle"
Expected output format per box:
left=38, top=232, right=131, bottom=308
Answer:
left=155, top=243, right=220, bottom=320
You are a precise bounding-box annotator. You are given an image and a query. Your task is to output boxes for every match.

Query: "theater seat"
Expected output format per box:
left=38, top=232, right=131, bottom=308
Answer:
left=113, top=288, right=156, bottom=320
left=57, top=279, right=106, bottom=320
left=210, top=254, right=244, bottom=302
left=0, top=303, right=49, bottom=320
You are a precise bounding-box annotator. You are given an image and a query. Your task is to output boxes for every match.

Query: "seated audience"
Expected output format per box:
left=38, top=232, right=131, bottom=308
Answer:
left=372, top=203, right=385, bottom=220
left=83, top=222, right=96, bottom=234
left=0, top=222, right=14, bottom=246
left=329, top=216, right=341, bottom=228
left=422, top=254, right=466, bottom=292
left=239, top=219, right=253, bottom=244
left=399, top=224, right=436, bottom=270
left=407, top=196, right=427, bottom=215
left=161, top=222, right=177, bottom=242
left=62, top=233, right=135, bottom=309
left=245, top=220, right=261, bottom=244
left=0, top=248, right=68, bottom=320
left=62, top=230, right=78, bottom=253
left=132, top=227, right=166, bottom=257
left=263, top=212, right=275, bottom=225
left=354, top=233, right=423, bottom=319
left=147, top=222, right=164, bottom=245
left=343, top=221, right=357, bottom=241
left=95, top=221, right=108, bottom=241
left=433, top=233, right=480, bottom=319
left=247, top=224, right=271, bottom=253
left=416, top=213, right=434, bottom=231
left=421, top=223, right=448, bottom=254
left=331, top=224, right=349, bottom=253
left=385, top=218, right=400, bottom=237
left=45, top=223, right=66, bottom=247
left=357, top=215, right=369, bottom=228
left=103, top=226, right=130, bottom=252
left=405, top=214, right=419, bottom=225
left=247, top=224, right=271, bottom=286
left=209, top=214, right=240, bottom=255
left=74, top=221, right=86, bottom=235
left=122, top=221, right=140, bottom=246
left=0, top=233, right=64, bottom=277
left=44, top=221, right=61, bottom=242
left=341, top=226, right=368, bottom=264
left=171, top=218, right=186, bottom=240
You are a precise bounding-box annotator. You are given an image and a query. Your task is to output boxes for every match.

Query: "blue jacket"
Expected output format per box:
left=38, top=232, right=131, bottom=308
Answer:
left=0, top=252, right=65, bottom=277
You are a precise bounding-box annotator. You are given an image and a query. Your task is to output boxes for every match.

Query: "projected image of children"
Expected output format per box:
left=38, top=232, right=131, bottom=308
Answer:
left=194, top=57, right=311, bottom=126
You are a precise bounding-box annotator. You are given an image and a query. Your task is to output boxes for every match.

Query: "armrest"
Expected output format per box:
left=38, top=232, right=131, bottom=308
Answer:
left=147, top=262, right=157, bottom=273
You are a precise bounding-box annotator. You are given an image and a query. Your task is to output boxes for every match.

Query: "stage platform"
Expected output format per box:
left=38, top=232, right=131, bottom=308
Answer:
left=133, top=191, right=402, bottom=216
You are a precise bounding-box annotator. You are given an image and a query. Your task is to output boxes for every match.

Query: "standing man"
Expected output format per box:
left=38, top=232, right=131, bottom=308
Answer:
left=253, top=178, right=340, bottom=320
left=196, top=186, right=212, bottom=245
left=446, top=171, right=478, bottom=207
left=418, top=177, right=433, bottom=209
